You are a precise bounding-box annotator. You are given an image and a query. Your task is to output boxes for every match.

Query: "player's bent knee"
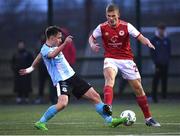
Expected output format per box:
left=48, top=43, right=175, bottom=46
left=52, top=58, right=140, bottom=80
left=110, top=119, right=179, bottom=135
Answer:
left=56, top=95, right=68, bottom=110
left=91, top=92, right=101, bottom=103
left=85, top=88, right=102, bottom=103
left=105, top=78, right=115, bottom=86
left=94, top=91, right=101, bottom=100
left=92, top=88, right=101, bottom=96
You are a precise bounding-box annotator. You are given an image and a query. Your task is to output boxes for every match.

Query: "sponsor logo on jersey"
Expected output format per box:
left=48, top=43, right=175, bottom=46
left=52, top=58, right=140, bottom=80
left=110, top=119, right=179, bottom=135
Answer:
left=109, top=35, right=122, bottom=48
left=110, top=35, right=118, bottom=43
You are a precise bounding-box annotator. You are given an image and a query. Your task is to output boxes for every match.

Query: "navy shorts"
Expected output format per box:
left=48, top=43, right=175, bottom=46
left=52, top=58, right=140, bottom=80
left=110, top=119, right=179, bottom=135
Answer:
left=56, top=74, right=92, bottom=99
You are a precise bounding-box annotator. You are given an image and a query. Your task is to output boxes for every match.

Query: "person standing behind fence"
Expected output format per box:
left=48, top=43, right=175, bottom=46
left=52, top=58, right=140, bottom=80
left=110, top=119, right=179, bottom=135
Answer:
left=11, top=40, right=34, bottom=104
left=150, top=23, right=171, bottom=103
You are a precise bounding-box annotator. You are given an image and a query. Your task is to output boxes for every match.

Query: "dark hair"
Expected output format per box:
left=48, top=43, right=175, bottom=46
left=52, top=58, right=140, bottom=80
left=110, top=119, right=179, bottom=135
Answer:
left=157, top=23, right=166, bottom=30
left=45, top=25, right=62, bottom=39
left=106, top=3, right=119, bottom=13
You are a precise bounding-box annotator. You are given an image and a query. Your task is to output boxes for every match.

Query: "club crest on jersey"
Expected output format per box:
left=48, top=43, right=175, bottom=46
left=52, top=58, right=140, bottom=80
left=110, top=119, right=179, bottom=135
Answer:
left=119, top=30, right=125, bottom=36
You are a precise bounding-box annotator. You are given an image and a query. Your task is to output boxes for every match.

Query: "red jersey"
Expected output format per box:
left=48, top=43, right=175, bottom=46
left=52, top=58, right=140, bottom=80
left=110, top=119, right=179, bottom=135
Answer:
left=92, top=20, right=141, bottom=59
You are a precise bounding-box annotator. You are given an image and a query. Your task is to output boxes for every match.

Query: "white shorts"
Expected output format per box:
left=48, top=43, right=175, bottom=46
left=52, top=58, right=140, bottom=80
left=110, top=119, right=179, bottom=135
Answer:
left=103, top=58, right=141, bottom=80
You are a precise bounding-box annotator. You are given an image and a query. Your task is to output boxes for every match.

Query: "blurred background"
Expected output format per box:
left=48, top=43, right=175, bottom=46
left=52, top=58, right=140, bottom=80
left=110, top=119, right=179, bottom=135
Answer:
left=0, top=0, right=180, bottom=104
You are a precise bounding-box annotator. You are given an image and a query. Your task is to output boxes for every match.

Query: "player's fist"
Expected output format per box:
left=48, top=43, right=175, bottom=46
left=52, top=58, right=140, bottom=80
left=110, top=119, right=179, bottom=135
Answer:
left=64, top=35, right=73, bottom=44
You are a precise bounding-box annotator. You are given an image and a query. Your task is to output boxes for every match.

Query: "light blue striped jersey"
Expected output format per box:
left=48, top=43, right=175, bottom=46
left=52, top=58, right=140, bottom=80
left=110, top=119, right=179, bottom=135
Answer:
left=40, top=44, right=75, bottom=86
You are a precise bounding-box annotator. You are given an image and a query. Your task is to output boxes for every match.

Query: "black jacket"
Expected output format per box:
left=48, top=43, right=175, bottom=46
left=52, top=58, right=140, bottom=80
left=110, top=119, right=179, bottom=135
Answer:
left=150, top=35, right=171, bottom=65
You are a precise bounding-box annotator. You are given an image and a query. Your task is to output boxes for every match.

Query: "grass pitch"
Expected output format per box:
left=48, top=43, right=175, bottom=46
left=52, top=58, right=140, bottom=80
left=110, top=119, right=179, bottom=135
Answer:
left=0, top=101, right=180, bottom=135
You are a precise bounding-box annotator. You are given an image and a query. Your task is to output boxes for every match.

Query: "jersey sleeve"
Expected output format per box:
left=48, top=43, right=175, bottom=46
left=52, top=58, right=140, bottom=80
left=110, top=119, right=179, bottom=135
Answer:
left=127, top=23, right=141, bottom=38
left=92, top=25, right=102, bottom=39
left=40, top=45, right=50, bottom=58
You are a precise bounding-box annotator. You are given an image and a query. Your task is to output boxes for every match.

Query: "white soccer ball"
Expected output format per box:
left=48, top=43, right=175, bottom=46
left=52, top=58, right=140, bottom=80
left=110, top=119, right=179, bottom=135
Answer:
left=120, top=110, right=136, bottom=126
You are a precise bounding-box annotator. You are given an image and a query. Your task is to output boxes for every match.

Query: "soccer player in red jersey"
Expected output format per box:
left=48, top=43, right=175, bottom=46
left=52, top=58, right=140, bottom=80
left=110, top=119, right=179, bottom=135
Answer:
left=89, top=3, right=160, bottom=127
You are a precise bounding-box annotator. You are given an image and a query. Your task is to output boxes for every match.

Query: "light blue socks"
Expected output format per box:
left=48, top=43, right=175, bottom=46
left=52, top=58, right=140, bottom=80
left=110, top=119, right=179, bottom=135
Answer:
left=39, top=103, right=112, bottom=124
left=95, top=102, right=112, bottom=123
left=40, top=105, right=58, bottom=123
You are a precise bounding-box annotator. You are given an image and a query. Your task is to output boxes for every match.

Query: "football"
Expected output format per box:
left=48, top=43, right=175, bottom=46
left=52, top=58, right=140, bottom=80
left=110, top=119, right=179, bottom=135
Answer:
left=120, top=110, right=136, bottom=126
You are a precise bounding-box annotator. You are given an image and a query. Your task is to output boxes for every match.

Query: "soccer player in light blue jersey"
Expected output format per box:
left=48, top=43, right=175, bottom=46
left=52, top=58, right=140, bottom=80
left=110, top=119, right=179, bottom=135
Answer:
left=19, top=26, right=127, bottom=131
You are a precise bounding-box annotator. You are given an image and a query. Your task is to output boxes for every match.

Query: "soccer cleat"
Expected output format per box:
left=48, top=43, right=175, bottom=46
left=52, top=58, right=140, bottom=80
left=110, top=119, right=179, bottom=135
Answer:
left=145, top=118, right=161, bottom=127
left=103, top=105, right=112, bottom=116
left=34, top=121, right=48, bottom=131
left=109, top=117, right=128, bottom=128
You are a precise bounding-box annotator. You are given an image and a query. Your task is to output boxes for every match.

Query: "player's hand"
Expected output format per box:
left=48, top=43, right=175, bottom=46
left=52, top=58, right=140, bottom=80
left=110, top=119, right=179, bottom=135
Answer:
left=146, top=38, right=155, bottom=50
left=147, top=42, right=155, bottom=50
left=19, top=66, right=34, bottom=75
left=90, top=43, right=101, bottom=52
left=19, top=69, right=28, bottom=76
left=139, top=35, right=155, bottom=50
left=64, top=35, right=73, bottom=44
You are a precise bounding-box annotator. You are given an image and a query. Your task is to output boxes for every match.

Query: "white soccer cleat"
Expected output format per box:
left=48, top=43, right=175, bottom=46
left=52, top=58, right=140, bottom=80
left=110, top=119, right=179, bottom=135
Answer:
left=146, top=118, right=161, bottom=127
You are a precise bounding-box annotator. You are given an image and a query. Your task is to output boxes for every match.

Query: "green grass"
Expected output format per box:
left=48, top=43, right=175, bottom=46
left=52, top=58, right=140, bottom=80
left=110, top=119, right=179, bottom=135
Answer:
left=0, top=102, right=180, bottom=135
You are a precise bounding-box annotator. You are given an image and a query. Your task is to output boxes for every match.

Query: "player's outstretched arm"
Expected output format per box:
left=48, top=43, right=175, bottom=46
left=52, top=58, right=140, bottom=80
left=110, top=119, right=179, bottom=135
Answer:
left=48, top=35, right=73, bottom=58
left=19, top=53, right=42, bottom=75
left=89, top=35, right=100, bottom=53
left=137, top=34, right=155, bottom=50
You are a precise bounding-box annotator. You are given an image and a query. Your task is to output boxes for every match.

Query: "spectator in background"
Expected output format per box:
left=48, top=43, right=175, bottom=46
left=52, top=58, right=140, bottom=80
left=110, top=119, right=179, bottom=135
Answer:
left=61, top=28, right=76, bottom=68
left=11, top=40, right=34, bottom=104
left=150, top=23, right=171, bottom=103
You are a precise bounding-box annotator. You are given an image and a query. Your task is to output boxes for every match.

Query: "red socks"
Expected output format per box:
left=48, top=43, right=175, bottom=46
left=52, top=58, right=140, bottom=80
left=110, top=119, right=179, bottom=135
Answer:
left=104, top=86, right=151, bottom=119
left=136, top=95, right=151, bottom=119
left=104, top=85, right=113, bottom=105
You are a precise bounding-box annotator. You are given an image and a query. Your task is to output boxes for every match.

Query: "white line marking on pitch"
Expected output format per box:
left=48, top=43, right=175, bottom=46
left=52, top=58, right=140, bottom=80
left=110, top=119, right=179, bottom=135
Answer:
left=0, top=122, right=180, bottom=125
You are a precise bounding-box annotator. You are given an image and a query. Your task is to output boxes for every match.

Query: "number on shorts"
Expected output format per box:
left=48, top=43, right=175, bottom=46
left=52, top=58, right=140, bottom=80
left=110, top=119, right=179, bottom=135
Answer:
left=133, top=65, right=138, bottom=72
